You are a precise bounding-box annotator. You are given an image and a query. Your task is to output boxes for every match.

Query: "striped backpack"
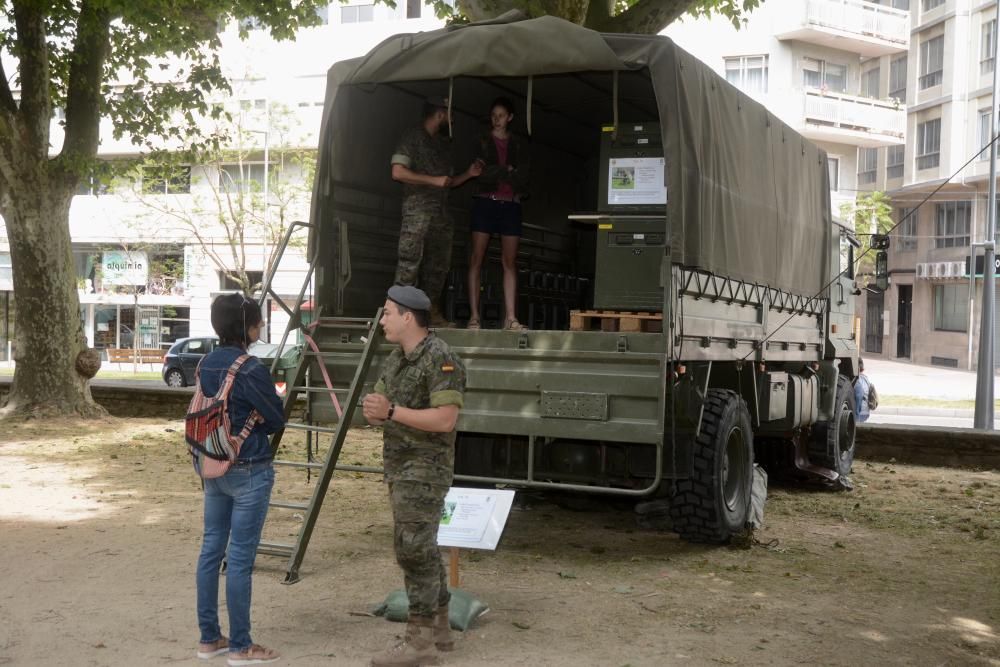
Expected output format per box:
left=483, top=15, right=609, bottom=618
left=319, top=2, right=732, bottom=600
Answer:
left=185, top=354, right=262, bottom=479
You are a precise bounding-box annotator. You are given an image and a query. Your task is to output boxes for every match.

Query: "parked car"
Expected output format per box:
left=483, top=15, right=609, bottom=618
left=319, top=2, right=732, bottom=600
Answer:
left=161, top=336, right=218, bottom=387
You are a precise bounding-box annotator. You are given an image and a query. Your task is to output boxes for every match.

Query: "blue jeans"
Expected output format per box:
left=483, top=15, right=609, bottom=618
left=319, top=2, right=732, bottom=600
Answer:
left=196, top=461, right=275, bottom=652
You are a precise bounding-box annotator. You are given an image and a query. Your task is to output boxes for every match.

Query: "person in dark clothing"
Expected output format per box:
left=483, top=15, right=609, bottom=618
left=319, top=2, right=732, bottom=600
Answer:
left=194, top=293, right=285, bottom=666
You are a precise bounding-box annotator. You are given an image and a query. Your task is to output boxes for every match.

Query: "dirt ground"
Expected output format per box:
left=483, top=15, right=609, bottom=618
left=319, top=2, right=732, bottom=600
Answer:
left=1, top=418, right=998, bottom=667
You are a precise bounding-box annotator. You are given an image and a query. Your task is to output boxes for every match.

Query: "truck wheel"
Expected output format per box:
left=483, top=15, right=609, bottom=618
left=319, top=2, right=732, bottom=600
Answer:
left=670, top=389, right=753, bottom=544
left=808, top=375, right=856, bottom=479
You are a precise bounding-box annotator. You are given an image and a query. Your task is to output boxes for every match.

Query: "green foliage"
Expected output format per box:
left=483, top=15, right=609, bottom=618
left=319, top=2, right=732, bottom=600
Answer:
left=839, top=191, right=894, bottom=236
left=0, top=1, right=329, bottom=187
left=683, top=0, right=762, bottom=29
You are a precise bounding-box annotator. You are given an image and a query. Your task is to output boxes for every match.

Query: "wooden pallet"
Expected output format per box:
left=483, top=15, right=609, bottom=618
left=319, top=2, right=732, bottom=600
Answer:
left=569, top=310, right=663, bottom=333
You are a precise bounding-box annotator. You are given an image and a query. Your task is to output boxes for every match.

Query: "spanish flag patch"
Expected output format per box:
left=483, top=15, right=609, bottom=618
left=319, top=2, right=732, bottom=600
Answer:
left=441, top=364, right=455, bottom=373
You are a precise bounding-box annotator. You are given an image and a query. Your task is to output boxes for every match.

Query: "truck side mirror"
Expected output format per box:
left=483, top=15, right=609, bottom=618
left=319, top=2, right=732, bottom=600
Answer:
left=873, top=250, right=889, bottom=292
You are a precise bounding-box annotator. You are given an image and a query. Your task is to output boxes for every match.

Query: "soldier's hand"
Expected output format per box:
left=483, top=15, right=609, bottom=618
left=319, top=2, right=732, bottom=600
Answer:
left=363, top=393, right=390, bottom=424
left=468, top=160, right=484, bottom=177
left=433, top=175, right=452, bottom=188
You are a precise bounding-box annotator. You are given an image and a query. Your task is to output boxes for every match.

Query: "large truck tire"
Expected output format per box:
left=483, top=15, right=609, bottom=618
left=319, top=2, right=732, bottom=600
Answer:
left=808, top=375, right=856, bottom=480
left=670, top=389, right=753, bottom=544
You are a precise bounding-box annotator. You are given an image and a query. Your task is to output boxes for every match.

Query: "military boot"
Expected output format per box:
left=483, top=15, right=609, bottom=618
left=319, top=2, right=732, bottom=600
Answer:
left=429, top=306, right=455, bottom=329
left=433, top=603, right=454, bottom=652
left=370, top=614, right=440, bottom=667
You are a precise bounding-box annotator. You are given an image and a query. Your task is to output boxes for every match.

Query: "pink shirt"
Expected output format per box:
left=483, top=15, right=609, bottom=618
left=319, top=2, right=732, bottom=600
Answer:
left=488, top=136, right=515, bottom=199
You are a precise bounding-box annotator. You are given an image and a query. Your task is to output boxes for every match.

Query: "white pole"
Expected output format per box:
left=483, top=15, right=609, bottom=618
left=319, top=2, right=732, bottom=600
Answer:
left=974, top=0, right=1000, bottom=429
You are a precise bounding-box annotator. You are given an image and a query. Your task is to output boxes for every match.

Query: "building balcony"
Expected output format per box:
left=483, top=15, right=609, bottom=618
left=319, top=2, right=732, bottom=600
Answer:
left=799, top=89, right=905, bottom=148
left=776, top=0, right=909, bottom=57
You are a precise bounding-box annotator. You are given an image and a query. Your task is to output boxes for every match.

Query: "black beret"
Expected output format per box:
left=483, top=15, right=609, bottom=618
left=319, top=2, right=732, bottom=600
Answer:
left=387, top=285, right=431, bottom=312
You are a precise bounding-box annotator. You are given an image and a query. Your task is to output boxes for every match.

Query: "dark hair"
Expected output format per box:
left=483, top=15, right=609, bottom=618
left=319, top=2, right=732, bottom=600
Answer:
left=490, top=96, right=515, bottom=116
left=211, top=293, right=263, bottom=348
left=423, top=102, right=446, bottom=120
left=392, top=300, right=430, bottom=328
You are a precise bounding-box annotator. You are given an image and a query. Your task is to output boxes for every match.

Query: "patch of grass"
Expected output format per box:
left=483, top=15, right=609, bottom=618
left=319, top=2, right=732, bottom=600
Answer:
left=0, top=368, right=162, bottom=380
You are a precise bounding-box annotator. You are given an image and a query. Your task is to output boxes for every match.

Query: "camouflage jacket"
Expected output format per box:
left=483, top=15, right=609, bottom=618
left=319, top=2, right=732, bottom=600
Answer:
left=373, top=332, right=466, bottom=485
left=391, top=126, right=453, bottom=212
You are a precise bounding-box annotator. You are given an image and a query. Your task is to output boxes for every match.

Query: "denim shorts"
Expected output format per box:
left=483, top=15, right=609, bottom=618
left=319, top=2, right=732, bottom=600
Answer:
left=470, top=197, right=522, bottom=237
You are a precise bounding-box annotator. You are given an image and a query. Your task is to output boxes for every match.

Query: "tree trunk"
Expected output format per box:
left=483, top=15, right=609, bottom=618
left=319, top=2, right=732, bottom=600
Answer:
left=1, top=183, right=105, bottom=418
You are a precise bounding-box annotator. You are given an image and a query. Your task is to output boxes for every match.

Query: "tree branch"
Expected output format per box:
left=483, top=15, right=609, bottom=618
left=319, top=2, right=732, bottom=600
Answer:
left=11, top=1, right=50, bottom=158
left=60, top=1, right=112, bottom=166
left=593, top=0, right=691, bottom=33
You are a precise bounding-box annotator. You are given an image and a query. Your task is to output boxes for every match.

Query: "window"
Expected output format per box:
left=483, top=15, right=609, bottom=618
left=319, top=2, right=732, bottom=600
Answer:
left=861, top=67, right=880, bottom=99
left=185, top=339, right=212, bottom=354
left=984, top=20, right=997, bottom=75
left=406, top=0, right=421, bottom=18
left=922, top=0, right=944, bottom=9
left=220, top=163, right=267, bottom=193
left=725, top=55, right=769, bottom=94
left=803, top=57, right=847, bottom=93
left=934, top=284, right=968, bottom=332
left=919, top=35, right=944, bottom=89
left=889, top=56, right=907, bottom=101
left=239, top=98, right=267, bottom=111
left=341, top=4, right=374, bottom=23
left=315, top=4, right=330, bottom=24
left=75, top=172, right=110, bottom=196
left=827, top=157, right=840, bottom=192
left=934, top=201, right=971, bottom=248
left=981, top=109, right=994, bottom=161
left=142, top=166, right=191, bottom=195
left=219, top=271, right=264, bottom=292
left=858, top=148, right=878, bottom=185
left=916, top=119, right=941, bottom=170
left=0, top=252, right=11, bottom=288
left=896, top=208, right=917, bottom=251
left=887, top=145, right=905, bottom=179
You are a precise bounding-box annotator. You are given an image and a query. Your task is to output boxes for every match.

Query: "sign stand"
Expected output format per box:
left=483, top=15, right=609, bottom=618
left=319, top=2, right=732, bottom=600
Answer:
left=449, top=547, right=460, bottom=588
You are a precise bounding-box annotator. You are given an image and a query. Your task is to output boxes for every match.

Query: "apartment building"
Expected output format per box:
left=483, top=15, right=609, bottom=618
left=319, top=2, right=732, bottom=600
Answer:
left=0, top=2, right=445, bottom=362
left=665, top=0, right=909, bottom=224
left=859, top=0, right=999, bottom=370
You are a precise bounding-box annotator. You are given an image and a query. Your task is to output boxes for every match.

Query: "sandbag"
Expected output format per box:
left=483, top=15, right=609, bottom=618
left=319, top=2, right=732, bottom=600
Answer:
left=372, top=588, right=489, bottom=631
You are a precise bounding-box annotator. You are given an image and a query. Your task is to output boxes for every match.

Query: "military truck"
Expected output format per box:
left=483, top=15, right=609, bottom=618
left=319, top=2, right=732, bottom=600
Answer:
left=300, top=14, right=862, bottom=544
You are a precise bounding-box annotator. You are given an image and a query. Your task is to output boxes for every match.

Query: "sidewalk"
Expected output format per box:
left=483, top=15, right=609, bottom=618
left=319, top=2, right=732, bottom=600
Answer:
left=863, top=357, right=999, bottom=402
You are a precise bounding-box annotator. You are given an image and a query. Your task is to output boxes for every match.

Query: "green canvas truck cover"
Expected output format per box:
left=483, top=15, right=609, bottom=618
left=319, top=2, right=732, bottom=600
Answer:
left=310, top=13, right=832, bottom=297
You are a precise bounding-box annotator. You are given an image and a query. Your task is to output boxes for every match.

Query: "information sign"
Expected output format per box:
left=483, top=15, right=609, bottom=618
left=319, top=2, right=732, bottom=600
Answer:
left=437, top=487, right=515, bottom=550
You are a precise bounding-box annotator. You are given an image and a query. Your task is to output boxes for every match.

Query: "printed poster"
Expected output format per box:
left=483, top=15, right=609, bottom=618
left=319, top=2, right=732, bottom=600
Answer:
left=608, top=157, right=667, bottom=206
left=437, top=487, right=515, bottom=551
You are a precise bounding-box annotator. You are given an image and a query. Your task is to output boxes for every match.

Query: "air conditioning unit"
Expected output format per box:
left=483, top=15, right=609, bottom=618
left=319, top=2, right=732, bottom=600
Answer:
left=916, top=263, right=928, bottom=279
left=951, top=261, right=966, bottom=278
left=943, top=263, right=955, bottom=278
left=935, top=262, right=948, bottom=278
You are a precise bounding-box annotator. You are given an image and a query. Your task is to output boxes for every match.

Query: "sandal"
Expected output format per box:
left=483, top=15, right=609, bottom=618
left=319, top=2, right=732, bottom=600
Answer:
left=227, top=644, right=279, bottom=666
left=467, top=318, right=481, bottom=330
left=504, top=319, right=528, bottom=331
left=197, top=637, right=229, bottom=659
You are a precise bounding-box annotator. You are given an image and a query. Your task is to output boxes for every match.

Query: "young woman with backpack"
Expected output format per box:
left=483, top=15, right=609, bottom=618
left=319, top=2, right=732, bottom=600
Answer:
left=193, top=294, right=285, bottom=666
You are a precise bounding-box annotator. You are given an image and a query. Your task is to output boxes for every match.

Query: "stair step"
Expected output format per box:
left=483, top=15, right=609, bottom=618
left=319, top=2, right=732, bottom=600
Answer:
left=273, top=459, right=323, bottom=470
left=284, top=422, right=343, bottom=435
left=269, top=500, right=309, bottom=511
left=257, top=542, right=294, bottom=557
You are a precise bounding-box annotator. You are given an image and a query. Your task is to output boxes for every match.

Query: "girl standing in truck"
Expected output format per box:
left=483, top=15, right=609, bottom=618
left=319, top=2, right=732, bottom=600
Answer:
left=466, top=97, right=530, bottom=331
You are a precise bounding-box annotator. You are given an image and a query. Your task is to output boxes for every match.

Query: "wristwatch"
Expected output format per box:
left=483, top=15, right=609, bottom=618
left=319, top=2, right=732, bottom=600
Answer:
left=386, top=403, right=396, bottom=421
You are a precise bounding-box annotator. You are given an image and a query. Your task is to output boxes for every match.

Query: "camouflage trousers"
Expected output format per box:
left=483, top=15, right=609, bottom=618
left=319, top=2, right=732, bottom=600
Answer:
left=388, top=480, right=451, bottom=618
left=394, top=208, right=453, bottom=307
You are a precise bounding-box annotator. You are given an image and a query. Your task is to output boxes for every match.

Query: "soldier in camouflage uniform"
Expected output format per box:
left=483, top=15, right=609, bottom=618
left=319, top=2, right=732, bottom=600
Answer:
left=363, top=285, right=467, bottom=667
left=391, top=97, right=482, bottom=327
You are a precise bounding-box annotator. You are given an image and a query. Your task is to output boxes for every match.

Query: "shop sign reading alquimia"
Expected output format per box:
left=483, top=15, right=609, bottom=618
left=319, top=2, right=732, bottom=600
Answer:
left=102, top=250, right=148, bottom=286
